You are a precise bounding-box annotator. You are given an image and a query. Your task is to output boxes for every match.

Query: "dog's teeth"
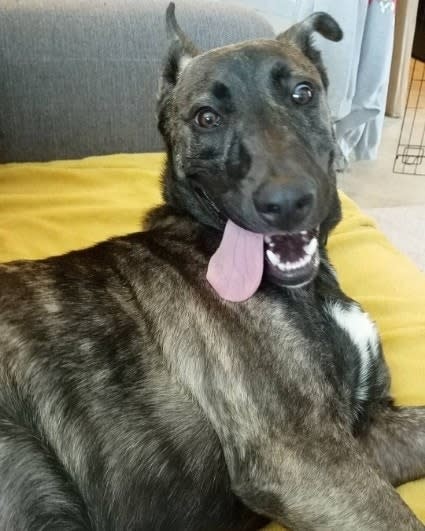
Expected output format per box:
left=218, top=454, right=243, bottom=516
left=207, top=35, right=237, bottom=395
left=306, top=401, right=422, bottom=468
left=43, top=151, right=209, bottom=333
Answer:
left=301, top=230, right=307, bottom=236
left=270, top=250, right=315, bottom=272
left=266, top=250, right=280, bottom=266
left=303, top=238, right=318, bottom=256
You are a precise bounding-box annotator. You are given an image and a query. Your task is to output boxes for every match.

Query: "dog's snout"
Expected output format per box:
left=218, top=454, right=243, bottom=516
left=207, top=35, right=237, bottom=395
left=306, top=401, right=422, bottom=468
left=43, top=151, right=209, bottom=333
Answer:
left=253, top=181, right=316, bottom=229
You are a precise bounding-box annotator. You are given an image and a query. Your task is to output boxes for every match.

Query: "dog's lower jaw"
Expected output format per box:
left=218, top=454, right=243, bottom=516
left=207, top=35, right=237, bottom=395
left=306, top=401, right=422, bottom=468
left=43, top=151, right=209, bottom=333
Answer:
left=265, top=251, right=321, bottom=289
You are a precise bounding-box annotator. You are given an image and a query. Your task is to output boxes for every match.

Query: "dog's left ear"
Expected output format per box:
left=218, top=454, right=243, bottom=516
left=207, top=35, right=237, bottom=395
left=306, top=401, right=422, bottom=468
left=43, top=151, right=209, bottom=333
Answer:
left=277, top=13, right=342, bottom=89
left=159, top=3, right=199, bottom=104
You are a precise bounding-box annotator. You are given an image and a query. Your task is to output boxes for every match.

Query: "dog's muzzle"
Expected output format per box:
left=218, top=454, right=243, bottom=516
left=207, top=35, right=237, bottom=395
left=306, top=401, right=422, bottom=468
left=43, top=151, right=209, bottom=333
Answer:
left=252, top=179, right=320, bottom=288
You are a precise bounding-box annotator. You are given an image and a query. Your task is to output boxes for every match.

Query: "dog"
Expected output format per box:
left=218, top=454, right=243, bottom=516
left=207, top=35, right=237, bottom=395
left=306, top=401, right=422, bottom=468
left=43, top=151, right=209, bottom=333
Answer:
left=0, top=3, right=424, bottom=530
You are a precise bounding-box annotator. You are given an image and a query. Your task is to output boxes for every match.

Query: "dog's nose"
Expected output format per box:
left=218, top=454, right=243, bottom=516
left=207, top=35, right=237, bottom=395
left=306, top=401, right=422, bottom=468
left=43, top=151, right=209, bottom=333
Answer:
left=253, top=181, right=316, bottom=229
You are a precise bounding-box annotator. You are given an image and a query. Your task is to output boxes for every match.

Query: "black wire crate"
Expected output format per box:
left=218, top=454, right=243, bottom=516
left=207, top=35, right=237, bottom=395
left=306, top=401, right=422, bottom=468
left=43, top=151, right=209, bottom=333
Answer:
left=393, top=59, right=425, bottom=176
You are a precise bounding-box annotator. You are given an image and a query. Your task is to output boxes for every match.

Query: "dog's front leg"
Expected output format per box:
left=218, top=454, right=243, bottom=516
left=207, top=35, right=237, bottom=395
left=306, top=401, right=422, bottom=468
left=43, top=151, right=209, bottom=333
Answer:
left=357, top=403, right=425, bottom=487
left=219, top=429, right=424, bottom=530
left=163, top=340, right=423, bottom=528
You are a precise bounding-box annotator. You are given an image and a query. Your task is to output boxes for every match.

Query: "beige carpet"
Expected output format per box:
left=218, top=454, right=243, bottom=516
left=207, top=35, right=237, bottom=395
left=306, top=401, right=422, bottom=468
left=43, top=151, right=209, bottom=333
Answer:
left=365, top=205, right=425, bottom=271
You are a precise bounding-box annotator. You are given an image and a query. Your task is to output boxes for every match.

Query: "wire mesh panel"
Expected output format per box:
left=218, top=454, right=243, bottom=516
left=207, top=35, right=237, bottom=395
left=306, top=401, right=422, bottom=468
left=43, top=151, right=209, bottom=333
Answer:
left=393, top=59, right=425, bottom=175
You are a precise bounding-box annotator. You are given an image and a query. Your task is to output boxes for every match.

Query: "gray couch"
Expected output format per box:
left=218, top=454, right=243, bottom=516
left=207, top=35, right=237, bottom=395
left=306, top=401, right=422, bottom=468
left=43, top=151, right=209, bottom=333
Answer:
left=0, top=0, right=273, bottom=163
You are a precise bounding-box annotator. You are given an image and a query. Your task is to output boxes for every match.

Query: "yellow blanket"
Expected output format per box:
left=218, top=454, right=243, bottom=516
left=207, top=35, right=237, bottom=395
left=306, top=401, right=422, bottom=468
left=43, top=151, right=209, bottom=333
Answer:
left=1, top=153, right=424, bottom=525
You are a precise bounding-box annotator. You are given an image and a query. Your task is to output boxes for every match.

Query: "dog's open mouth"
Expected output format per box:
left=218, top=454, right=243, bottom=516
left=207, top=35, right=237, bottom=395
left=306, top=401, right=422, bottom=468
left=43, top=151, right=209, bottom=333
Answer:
left=264, top=228, right=320, bottom=288
left=207, top=219, right=321, bottom=302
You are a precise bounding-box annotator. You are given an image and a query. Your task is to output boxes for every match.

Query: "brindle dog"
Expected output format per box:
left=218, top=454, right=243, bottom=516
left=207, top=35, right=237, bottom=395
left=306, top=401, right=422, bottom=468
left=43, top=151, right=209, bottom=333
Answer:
left=0, top=4, right=424, bottom=530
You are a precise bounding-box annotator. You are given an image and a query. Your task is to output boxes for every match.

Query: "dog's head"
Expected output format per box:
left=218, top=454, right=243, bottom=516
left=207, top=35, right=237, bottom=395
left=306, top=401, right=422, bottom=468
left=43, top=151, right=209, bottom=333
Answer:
left=158, top=3, right=343, bottom=290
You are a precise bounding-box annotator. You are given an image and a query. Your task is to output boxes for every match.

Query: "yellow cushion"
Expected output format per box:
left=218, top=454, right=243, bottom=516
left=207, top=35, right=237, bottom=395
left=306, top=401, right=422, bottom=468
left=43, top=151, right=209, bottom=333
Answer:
left=1, top=153, right=424, bottom=525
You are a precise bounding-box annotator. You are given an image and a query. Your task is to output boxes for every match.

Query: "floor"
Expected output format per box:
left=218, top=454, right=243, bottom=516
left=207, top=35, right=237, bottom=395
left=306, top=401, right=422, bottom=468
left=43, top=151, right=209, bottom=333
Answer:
left=337, top=60, right=425, bottom=271
left=338, top=117, right=425, bottom=209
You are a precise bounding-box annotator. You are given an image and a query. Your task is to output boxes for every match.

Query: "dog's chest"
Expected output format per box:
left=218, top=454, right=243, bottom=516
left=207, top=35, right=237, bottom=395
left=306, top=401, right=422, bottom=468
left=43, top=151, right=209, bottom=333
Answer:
left=323, top=300, right=384, bottom=409
left=240, top=293, right=385, bottom=424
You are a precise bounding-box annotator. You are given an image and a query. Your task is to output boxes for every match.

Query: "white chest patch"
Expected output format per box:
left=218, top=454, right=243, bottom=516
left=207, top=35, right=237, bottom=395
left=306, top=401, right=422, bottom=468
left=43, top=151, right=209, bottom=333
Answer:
left=327, top=302, right=380, bottom=402
left=179, top=55, right=193, bottom=72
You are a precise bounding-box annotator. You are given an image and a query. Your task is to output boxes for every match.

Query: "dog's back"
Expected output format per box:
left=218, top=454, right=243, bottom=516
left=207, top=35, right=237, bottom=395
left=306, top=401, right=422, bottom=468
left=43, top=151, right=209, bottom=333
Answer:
left=0, top=227, right=263, bottom=529
left=0, top=209, right=395, bottom=530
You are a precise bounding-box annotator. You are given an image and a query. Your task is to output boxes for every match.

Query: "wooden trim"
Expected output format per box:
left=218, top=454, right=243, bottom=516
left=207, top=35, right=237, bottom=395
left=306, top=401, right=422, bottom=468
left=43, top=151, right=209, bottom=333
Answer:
left=386, top=0, right=420, bottom=117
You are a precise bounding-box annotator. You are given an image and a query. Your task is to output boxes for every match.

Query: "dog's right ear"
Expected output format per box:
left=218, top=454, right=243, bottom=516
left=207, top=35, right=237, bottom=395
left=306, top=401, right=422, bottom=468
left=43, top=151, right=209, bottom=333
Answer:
left=159, top=3, right=199, bottom=103
left=277, top=12, right=342, bottom=46
left=277, top=13, right=342, bottom=89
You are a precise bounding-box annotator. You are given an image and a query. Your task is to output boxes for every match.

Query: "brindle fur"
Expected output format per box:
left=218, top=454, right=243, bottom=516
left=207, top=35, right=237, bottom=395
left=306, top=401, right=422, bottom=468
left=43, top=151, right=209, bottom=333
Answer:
left=0, top=4, right=424, bottom=530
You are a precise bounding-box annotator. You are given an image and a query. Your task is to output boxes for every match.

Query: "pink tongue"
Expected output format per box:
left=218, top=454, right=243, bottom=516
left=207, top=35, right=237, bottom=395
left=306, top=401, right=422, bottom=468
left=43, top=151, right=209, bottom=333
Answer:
left=207, top=220, right=264, bottom=302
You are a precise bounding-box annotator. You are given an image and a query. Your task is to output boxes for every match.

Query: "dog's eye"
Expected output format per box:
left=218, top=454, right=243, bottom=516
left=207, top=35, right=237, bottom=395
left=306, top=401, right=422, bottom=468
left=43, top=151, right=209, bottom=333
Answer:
left=195, top=108, right=221, bottom=129
left=291, top=83, right=314, bottom=105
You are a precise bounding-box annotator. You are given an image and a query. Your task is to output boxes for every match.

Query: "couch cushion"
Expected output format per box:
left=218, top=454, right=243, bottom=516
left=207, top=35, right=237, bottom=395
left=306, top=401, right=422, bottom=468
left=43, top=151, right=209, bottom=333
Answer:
left=0, top=153, right=424, bottom=525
